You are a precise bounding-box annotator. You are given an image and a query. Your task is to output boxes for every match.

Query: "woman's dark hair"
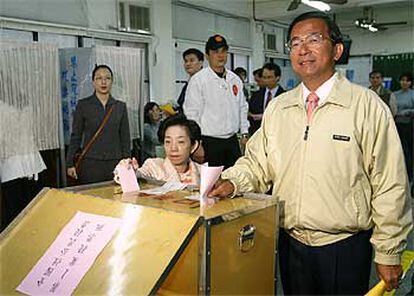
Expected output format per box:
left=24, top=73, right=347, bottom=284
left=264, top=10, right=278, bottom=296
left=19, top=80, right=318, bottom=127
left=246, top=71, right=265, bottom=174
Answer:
left=234, top=67, right=247, bottom=77
left=263, top=62, right=281, bottom=77
left=399, top=72, right=413, bottom=84
left=144, top=102, right=160, bottom=124
left=253, top=68, right=263, bottom=77
left=287, top=11, right=343, bottom=44
left=157, top=114, right=201, bottom=146
left=92, top=64, right=113, bottom=80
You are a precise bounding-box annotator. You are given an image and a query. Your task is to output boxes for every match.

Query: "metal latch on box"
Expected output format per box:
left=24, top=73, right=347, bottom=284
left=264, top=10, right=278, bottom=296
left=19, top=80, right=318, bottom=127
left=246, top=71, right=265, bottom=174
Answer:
left=239, top=224, right=256, bottom=252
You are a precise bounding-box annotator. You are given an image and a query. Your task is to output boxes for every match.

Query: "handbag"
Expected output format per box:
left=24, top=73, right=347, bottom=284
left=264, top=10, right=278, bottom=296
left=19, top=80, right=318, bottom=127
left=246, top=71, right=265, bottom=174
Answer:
left=73, top=105, right=115, bottom=174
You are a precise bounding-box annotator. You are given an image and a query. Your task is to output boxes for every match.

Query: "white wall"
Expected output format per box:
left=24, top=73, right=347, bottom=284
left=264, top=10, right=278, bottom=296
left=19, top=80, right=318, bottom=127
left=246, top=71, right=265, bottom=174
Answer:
left=347, top=27, right=414, bottom=55
left=337, top=56, right=373, bottom=87
left=150, top=0, right=174, bottom=103
left=250, top=21, right=266, bottom=80
left=172, top=4, right=251, bottom=48
left=86, top=0, right=118, bottom=30
left=1, top=0, right=88, bottom=26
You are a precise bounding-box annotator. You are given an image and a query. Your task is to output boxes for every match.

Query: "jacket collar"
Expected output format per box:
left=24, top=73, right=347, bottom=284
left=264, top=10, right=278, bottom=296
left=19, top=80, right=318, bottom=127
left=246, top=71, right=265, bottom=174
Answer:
left=92, top=93, right=116, bottom=107
left=281, top=72, right=352, bottom=110
left=370, top=84, right=387, bottom=96
left=207, top=66, right=228, bottom=80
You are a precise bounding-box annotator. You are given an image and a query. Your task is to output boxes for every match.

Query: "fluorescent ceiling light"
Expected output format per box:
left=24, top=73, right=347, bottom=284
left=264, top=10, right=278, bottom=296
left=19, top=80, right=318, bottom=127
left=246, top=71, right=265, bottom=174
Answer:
left=355, top=19, right=378, bottom=32
left=368, top=25, right=378, bottom=32
left=301, top=0, right=331, bottom=12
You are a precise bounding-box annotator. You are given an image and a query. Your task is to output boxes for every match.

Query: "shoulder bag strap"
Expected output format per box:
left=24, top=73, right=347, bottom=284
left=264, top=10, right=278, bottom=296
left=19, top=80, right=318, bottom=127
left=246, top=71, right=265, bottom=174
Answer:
left=75, top=104, right=115, bottom=171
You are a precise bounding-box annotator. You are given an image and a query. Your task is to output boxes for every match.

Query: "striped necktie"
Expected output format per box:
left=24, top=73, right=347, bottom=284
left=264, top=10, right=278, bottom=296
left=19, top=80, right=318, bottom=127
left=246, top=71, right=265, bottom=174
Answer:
left=306, top=92, right=319, bottom=122
left=265, top=90, right=273, bottom=109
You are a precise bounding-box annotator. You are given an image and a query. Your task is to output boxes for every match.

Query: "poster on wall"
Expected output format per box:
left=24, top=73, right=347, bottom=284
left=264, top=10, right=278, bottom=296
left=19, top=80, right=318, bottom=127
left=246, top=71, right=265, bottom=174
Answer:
left=59, top=48, right=94, bottom=145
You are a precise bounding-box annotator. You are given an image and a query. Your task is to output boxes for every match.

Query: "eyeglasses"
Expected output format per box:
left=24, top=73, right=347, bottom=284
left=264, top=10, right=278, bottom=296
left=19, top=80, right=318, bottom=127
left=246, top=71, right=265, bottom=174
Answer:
left=285, top=33, right=333, bottom=52
left=94, top=76, right=112, bottom=82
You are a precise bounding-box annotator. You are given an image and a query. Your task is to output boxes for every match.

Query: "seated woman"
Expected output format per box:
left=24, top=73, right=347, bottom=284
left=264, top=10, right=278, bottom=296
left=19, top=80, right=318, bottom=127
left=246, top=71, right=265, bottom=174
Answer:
left=141, top=102, right=162, bottom=163
left=115, top=115, right=202, bottom=185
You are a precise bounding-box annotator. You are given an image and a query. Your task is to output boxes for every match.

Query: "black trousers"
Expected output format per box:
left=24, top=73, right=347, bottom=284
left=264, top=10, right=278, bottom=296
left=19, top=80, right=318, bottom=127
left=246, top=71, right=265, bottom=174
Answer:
left=278, top=229, right=372, bottom=295
left=78, top=158, right=119, bottom=185
left=396, top=121, right=413, bottom=182
left=202, top=134, right=241, bottom=169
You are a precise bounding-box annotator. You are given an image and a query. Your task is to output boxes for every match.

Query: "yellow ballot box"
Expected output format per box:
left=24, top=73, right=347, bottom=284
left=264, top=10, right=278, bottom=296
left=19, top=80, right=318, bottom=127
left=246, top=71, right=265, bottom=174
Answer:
left=0, top=181, right=278, bottom=295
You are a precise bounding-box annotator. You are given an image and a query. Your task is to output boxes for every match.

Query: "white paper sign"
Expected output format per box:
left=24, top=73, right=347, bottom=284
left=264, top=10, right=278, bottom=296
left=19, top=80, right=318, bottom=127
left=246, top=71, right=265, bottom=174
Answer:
left=16, top=211, right=121, bottom=296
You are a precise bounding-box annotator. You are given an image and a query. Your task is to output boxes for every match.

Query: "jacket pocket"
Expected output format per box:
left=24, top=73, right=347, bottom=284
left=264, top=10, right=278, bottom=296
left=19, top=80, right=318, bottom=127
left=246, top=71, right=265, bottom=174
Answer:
left=352, top=177, right=372, bottom=228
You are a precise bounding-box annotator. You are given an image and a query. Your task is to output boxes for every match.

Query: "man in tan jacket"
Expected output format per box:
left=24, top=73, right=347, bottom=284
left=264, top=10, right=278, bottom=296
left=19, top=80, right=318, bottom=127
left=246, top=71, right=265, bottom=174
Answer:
left=209, top=12, right=412, bottom=295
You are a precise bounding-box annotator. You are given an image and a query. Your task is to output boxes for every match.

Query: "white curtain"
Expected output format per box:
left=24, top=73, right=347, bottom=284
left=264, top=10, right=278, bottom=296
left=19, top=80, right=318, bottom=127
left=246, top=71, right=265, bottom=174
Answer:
left=59, top=46, right=145, bottom=144
left=95, top=45, right=145, bottom=141
left=0, top=41, right=61, bottom=159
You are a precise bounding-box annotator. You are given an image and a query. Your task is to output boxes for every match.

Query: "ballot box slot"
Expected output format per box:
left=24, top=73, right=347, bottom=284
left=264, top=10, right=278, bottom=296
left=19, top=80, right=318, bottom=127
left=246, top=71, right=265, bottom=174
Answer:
left=207, top=206, right=274, bottom=226
left=63, top=180, right=114, bottom=193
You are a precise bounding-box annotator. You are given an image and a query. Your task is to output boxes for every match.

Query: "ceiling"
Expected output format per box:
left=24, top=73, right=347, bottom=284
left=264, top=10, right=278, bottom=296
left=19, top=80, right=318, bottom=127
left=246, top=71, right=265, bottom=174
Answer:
left=252, top=0, right=411, bottom=23
left=178, top=0, right=413, bottom=30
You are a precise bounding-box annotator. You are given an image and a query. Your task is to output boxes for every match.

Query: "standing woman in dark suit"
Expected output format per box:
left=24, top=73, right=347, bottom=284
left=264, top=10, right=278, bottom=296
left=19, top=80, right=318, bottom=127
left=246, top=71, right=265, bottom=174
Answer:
left=66, top=65, right=130, bottom=184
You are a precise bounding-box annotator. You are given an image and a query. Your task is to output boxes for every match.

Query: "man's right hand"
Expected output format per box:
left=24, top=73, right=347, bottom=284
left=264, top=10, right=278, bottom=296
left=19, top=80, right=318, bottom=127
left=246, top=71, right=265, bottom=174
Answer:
left=67, top=167, right=77, bottom=179
left=208, top=179, right=235, bottom=199
left=376, top=263, right=403, bottom=291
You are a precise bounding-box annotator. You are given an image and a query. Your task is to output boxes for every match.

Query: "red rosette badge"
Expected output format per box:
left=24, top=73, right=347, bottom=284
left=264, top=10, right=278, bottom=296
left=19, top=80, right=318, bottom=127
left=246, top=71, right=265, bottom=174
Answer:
left=232, top=84, right=238, bottom=96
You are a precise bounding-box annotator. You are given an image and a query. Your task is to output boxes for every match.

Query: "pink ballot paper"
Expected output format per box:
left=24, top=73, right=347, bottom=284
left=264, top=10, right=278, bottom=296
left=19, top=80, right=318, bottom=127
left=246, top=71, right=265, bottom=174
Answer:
left=118, top=165, right=140, bottom=193
left=199, top=165, right=223, bottom=207
left=16, top=211, right=121, bottom=296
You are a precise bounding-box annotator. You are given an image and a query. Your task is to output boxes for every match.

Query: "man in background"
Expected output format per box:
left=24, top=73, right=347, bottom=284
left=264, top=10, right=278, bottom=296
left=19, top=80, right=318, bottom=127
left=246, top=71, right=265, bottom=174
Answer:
left=248, top=62, right=285, bottom=134
left=176, top=48, right=204, bottom=112
left=184, top=34, right=249, bottom=168
left=369, top=70, right=397, bottom=115
left=234, top=67, right=249, bottom=99
left=253, top=68, right=266, bottom=89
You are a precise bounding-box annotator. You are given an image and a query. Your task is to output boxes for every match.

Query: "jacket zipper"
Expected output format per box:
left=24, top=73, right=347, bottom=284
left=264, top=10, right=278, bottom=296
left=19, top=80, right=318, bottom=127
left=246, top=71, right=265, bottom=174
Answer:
left=303, top=125, right=310, bottom=140
left=297, top=108, right=310, bottom=227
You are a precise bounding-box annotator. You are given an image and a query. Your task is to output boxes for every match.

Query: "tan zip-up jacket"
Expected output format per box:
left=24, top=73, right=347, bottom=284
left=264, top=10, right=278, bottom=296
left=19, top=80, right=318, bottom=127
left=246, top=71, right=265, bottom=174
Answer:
left=222, top=73, right=412, bottom=265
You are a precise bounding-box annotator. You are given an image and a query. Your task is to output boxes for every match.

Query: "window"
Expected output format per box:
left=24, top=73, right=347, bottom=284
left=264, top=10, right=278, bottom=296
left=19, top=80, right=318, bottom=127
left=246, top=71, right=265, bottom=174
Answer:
left=118, top=2, right=150, bottom=33
left=264, top=33, right=277, bottom=51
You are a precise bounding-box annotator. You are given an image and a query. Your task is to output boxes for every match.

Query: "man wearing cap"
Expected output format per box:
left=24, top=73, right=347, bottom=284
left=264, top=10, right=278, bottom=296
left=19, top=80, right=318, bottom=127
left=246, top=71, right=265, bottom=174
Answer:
left=183, top=34, right=249, bottom=168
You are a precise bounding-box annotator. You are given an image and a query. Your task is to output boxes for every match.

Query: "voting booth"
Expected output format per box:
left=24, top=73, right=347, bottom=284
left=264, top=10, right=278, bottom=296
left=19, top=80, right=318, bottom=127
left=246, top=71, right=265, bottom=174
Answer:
left=0, top=181, right=279, bottom=295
